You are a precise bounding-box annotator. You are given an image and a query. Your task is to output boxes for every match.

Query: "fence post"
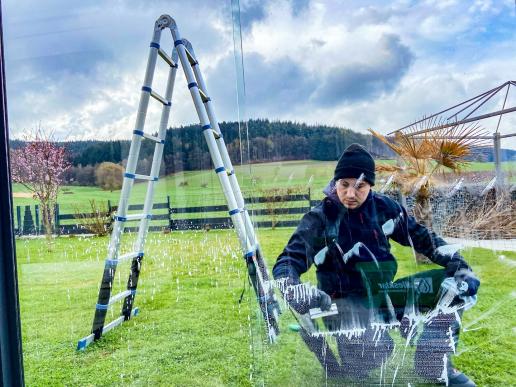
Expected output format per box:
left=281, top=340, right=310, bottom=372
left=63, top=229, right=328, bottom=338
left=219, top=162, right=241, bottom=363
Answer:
left=15, top=206, right=21, bottom=235
left=54, top=203, right=60, bottom=234
left=107, top=200, right=112, bottom=214
left=34, top=205, right=40, bottom=234
left=307, top=187, right=311, bottom=210
left=22, top=206, right=34, bottom=235
left=167, top=195, right=173, bottom=230
left=493, top=132, right=504, bottom=192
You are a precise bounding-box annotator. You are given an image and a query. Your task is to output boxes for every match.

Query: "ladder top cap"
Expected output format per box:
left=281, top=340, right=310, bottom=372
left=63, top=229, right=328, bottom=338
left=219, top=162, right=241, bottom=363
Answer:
left=155, top=14, right=176, bottom=30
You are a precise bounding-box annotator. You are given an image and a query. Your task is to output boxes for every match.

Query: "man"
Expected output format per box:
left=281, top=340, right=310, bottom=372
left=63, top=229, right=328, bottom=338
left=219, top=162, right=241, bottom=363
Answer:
left=273, top=144, right=479, bottom=386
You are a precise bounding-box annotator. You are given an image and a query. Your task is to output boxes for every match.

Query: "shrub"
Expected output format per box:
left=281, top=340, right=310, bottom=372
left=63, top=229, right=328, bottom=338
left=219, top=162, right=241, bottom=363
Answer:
left=95, top=162, right=124, bottom=191
left=259, top=186, right=305, bottom=229
left=73, top=200, right=114, bottom=236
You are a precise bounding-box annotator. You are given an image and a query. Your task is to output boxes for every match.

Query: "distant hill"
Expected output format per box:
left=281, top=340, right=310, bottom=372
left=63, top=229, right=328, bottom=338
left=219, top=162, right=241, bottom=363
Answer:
left=467, top=146, right=516, bottom=162
left=10, top=119, right=392, bottom=169
left=9, top=119, right=514, bottom=173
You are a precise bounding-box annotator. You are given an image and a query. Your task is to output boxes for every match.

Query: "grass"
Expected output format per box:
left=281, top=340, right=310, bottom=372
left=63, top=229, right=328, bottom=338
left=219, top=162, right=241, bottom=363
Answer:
left=11, top=160, right=337, bottom=211
left=461, top=161, right=516, bottom=173
left=11, top=159, right=336, bottom=231
left=12, top=160, right=515, bottom=212
left=11, top=159, right=515, bottom=231
left=17, top=229, right=516, bottom=386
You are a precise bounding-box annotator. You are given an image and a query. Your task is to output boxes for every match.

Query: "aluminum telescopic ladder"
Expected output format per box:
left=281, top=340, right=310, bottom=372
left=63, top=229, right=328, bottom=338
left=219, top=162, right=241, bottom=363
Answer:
left=77, top=14, right=280, bottom=350
left=170, top=26, right=280, bottom=343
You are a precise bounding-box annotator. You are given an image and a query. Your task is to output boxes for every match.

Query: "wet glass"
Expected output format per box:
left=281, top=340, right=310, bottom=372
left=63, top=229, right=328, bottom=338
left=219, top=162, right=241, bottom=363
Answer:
left=4, top=1, right=516, bottom=386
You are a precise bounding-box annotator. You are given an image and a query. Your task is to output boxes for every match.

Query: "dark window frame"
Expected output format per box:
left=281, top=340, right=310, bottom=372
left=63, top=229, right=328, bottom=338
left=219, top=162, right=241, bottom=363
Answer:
left=0, top=0, right=25, bottom=385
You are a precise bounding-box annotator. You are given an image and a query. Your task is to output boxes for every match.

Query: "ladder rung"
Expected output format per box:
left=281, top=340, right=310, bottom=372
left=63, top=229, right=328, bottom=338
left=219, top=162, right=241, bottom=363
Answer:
left=115, top=214, right=152, bottom=222
left=77, top=307, right=139, bottom=350
left=109, top=290, right=133, bottom=305
left=133, top=173, right=157, bottom=181
left=103, top=315, right=125, bottom=333
left=198, top=88, right=210, bottom=103
left=126, top=213, right=152, bottom=221
left=142, top=132, right=165, bottom=144
left=158, top=48, right=177, bottom=67
left=187, top=82, right=209, bottom=102
left=105, top=307, right=139, bottom=332
left=141, top=86, right=170, bottom=106
left=95, top=290, right=134, bottom=310
left=150, top=90, right=170, bottom=106
left=134, top=174, right=158, bottom=181
left=184, top=47, right=197, bottom=66
left=133, top=130, right=165, bottom=144
left=106, top=252, right=143, bottom=267
left=124, top=172, right=158, bottom=181
left=119, top=251, right=143, bottom=262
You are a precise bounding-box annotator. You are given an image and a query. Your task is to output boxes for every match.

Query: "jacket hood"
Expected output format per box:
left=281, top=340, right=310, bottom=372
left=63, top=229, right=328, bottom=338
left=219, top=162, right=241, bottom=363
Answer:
left=323, top=179, right=342, bottom=207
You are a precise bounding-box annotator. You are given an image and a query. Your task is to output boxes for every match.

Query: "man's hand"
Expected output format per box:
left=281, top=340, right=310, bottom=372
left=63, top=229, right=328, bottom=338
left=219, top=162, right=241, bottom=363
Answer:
left=288, top=287, right=331, bottom=315
left=454, top=269, right=480, bottom=297
left=280, top=278, right=332, bottom=314
left=445, top=261, right=480, bottom=297
left=313, top=288, right=332, bottom=311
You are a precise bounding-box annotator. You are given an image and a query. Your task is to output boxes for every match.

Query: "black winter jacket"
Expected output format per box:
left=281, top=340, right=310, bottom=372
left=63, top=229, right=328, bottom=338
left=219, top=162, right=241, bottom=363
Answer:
left=272, top=188, right=470, bottom=298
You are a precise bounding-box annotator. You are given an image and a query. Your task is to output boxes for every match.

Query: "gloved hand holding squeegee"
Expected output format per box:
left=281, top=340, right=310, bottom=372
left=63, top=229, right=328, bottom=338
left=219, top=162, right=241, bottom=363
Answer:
left=279, top=277, right=336, bottom=318
left=436, top=244, right=480, bottom=311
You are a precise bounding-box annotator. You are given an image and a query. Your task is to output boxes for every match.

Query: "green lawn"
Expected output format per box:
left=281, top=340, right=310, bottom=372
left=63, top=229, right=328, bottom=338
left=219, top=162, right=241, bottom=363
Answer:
left=461, top=160, right=516, bottom=173
left=17, top=229, right=516, bottom=386
left=11, top=160, right=337, bottom=212
left=12, top=160, right=515, bottom=209
left=12, top=159, right=515, bottom=232
left=11, top=160, right=336, bottom=231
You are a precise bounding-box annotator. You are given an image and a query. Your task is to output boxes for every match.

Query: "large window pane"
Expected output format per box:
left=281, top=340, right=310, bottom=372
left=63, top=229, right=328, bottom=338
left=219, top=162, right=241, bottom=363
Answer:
left=4, top=1, right=515, bottom=385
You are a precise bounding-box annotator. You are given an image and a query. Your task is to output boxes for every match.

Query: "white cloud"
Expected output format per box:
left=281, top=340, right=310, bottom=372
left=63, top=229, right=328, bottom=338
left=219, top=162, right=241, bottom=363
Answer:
left=5, top=0, right=239, bottom=139
left=3, top=0, right=516, bottom=149
left=235, top=0, right=516, bottom=148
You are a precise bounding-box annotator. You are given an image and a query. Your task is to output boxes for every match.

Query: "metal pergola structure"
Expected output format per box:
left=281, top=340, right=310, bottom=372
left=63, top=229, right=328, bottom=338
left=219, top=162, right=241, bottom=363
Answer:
left=0, top=1, right=25, bottom=385
left=388, top=81, right=516, bottom=189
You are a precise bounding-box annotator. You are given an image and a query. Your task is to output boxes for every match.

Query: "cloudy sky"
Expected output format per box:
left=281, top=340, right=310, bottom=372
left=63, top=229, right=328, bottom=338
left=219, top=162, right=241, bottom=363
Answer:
left=3, top=0, right=516, bottom=148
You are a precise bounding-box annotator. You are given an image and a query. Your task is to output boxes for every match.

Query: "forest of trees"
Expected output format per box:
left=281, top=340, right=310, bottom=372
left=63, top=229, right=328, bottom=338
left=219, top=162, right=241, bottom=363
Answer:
left=10, top=119, right=511, bottom=186
left=61, top=120, right=390, bottom=165
left=10, top=119, right=393, bottom=185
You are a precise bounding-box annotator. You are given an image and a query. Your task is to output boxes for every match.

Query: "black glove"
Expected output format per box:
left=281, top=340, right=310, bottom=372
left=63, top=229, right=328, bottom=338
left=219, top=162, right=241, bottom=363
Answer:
left=445, top=260, right=479, bottom=296
left=280, top=278, right=332, bottom=315
left=454, top=269, right=480, bottom=297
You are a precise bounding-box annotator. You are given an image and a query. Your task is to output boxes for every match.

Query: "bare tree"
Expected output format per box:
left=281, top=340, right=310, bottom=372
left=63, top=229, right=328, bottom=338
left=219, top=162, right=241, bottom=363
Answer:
left=10, top=131, right=70, bottom=242
left=259, top=186, right=305, bottom=229
left=73, top=199, right=114, bottom=236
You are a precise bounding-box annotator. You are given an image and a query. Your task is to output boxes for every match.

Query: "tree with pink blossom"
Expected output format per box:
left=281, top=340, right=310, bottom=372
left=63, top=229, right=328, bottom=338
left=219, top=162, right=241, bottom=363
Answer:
left=10, top=131, right=70, bottom=242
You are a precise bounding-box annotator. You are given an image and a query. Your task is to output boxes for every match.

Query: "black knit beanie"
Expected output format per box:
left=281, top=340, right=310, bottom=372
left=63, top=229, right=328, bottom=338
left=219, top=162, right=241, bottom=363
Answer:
left=334, top=143, right=375, bottom=186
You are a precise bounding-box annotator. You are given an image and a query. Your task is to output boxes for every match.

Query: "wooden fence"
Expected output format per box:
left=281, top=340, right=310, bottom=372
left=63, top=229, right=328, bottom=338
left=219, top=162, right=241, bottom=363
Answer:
left=14, top=186, right=515, bottom=237
left=14, top=191, right=318, bottom=236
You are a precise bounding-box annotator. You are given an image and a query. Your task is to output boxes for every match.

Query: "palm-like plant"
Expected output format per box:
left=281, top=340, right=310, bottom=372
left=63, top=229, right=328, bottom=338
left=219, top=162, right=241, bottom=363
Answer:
left=369, top=119, right=489, bottom=262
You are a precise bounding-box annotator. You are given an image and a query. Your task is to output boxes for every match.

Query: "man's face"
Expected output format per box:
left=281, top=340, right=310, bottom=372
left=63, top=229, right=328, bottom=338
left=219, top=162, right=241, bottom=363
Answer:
left=335, top=177, right=371, bottom=209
